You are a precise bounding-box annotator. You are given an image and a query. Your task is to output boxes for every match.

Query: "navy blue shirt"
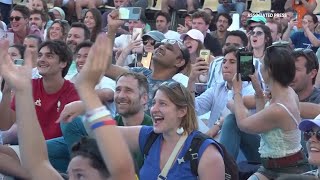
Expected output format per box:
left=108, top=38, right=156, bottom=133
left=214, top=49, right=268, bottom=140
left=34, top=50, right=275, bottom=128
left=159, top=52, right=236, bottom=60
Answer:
left=290, top=31, right=320, bottom=52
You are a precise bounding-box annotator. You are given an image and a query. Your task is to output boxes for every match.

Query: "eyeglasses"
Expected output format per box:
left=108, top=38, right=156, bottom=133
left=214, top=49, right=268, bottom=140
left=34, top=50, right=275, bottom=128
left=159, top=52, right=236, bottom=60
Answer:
left=9, top=16, right=23, bottom=22
left=160, top=81, right=189, bottom=102
left=303, top=130, right=320, bottom=141
left=160, top=39, right=189, bottom=61
left=143, top=39, right=156, bottom=46
left=249, top=30, right=264, bottom=36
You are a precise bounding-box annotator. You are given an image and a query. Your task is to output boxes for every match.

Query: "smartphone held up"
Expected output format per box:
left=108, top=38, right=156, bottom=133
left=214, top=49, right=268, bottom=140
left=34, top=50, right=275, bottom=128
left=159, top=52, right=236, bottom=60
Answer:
left=119, top=7, right=142, bottom=20
left=237, top=48, right=254, bottom=81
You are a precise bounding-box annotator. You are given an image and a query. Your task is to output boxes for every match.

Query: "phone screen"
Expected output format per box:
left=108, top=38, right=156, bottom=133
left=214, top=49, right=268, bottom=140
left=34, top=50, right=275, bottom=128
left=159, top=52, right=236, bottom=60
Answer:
left=132, top=28, right=142, bottom=40
left=141, top=52, right=152, bottom=68
left=238, top=53, right=254, bottom=81
left=119, top=7, right=142, bottom=20
left=199, top=49, right=210, bottom=63
left=14, top=59, right=24, bottom=66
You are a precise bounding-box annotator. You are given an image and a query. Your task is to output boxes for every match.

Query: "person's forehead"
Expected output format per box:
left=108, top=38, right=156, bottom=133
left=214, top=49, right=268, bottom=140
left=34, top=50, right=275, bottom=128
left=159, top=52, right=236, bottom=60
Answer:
left=225, top=35, right=243, bottom=45
left=296, top=55, right=308, bottom=65
left=117, top=76, right=139, bottom=88
left=224, top=52, right=237, bottom=59
left=69, top=27, right=84, bottom=35
left=78, top=47, right=90, bottom=54
left=52, top=24, right=62, bottom=30
left=30, top=13, right=41, bottom=18
left=39, top=46, right=55, bottom=54
left=218, top=15, right=228, bottom=21
left=192, top=17, right=205, bottom=23
left=24, top=38, right=38, bottom=44
left=11, top=10, right=23, bottom=16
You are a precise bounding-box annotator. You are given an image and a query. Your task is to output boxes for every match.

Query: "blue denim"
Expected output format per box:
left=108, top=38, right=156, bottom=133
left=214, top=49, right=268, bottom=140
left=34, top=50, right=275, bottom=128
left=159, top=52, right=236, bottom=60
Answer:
left=47, top=136, right=70, bottom=173
left=219, top=114, right=261, bottom=162
left=217, top=2, right=246, bottom=15
left=60, top=116, right=88, bottom=153
left=47, top=116, right=87, bottom=173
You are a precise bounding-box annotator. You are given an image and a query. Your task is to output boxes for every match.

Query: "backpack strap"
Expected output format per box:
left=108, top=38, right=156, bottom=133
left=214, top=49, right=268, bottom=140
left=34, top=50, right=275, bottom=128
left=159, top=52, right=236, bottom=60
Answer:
left=143, top=131, right=160, bottom=157
left=183, top=133, right=224, bottom=176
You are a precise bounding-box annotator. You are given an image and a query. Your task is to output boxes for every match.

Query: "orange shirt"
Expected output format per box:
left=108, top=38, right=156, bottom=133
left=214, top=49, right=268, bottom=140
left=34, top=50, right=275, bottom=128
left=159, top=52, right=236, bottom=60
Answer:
left=293, top=0, right=316, bottom=28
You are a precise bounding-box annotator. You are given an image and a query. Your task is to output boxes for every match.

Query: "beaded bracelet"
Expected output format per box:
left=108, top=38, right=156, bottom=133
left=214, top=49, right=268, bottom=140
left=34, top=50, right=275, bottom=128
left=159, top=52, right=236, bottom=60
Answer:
left=91, top=120, right=117, bottom=130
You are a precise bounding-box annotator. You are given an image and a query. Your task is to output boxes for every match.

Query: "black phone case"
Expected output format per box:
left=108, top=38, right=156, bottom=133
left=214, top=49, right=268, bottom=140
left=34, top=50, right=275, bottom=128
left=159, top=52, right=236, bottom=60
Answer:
left=237, top=52, right=254, bottom=81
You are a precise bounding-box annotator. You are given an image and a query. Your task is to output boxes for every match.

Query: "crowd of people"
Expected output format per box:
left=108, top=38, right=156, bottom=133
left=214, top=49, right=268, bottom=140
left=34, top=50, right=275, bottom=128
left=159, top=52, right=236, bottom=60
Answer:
left=0, top=0, right=320, bottom=179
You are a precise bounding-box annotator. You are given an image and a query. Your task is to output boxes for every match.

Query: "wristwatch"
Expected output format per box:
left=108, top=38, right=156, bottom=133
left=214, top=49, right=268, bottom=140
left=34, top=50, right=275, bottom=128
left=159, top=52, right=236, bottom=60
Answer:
left=214, top=120, right=222, bottom=129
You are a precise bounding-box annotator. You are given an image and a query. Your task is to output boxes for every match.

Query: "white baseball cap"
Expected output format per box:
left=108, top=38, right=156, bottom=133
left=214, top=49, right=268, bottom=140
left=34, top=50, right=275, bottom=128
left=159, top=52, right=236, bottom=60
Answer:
left=180, top=29, right=204, bottom=44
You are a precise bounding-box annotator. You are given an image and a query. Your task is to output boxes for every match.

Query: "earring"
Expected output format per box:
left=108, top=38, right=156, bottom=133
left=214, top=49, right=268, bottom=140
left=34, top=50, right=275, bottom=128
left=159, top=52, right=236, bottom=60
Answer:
left=176, top=127, right=184, bottom=135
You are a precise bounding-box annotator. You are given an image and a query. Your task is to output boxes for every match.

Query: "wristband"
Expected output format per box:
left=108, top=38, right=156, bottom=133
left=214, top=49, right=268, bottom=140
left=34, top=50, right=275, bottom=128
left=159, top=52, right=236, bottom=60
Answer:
left=86, top=106, right=111, bottom=124
left=86, top=106, right=107, bottom=117
left=91, top=120, right=117, bottom=130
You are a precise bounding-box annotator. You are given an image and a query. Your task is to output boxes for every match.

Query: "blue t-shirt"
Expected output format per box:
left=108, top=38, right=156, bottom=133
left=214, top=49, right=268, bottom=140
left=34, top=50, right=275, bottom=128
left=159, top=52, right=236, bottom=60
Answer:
left=290, top=31, right=320, bottom=52
left=138, top=126, right=220, bottom=180
left=129, top=67, right=174, bottom=113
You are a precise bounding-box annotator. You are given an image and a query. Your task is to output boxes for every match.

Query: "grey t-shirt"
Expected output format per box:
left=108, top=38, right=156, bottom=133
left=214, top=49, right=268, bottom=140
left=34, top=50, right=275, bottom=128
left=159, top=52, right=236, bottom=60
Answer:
left=302, top=87, right=320, bottom=104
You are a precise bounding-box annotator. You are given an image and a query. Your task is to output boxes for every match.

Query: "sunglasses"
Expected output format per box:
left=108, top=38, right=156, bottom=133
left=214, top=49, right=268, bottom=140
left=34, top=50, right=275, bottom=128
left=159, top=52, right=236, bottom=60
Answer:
left=143, top=39, right=156, bottom=46
left=9, top=16, right=23, bottom=22
left=293, top=48, right=319, bottom=70
left=160, top=81, right=189, bottom=102
left=249, top=30, right=264, bottom=36
left=160, top=39, right=189, bottom=61
left=303, top=130, right=320, bottom=141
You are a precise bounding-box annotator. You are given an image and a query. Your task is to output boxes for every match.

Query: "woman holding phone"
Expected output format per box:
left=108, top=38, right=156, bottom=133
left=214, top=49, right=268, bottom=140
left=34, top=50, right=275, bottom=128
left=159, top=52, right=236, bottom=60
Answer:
left=232, top=45, right=310, bottom=179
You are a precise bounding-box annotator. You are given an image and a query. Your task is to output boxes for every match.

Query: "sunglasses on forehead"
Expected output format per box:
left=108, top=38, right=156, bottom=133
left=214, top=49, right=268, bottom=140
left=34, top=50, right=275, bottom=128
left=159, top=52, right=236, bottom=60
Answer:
left=303, top=129, right=320, bottom=141
left=293, top=48, right=319, bottom=69
left=160, top=39, right=190, bottom=61
left=160, top=81, right=189, bottom=101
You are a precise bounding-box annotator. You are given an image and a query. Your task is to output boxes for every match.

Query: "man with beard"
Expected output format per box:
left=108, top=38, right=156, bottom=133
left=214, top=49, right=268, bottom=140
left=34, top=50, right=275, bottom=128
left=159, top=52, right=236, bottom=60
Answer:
left=57, top=72, right=152, bottom=173
left=64, top=22, right=90, bottom=80
left=210, top=13, right=232, bottom=47
left=29, top=9, right=47, bottom=39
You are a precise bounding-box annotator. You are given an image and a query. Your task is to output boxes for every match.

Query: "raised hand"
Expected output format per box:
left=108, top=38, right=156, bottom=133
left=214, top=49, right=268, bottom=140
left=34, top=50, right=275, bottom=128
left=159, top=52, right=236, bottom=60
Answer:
left=0, top=40, right=33, bottom=92
left=232, top=73, right=242, bottom=93
left=107, top=10, right=125, bottom=34
left=189, top=57, right=209, bottom=82
left=56, top=101, right=85, bottom=123
left=249, top=73, right=264, bottom=96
